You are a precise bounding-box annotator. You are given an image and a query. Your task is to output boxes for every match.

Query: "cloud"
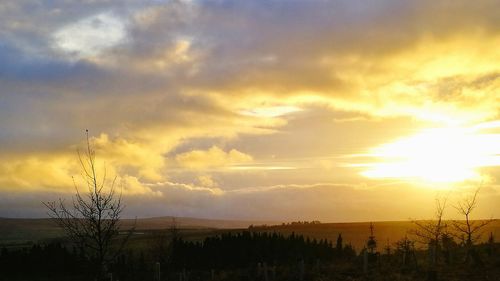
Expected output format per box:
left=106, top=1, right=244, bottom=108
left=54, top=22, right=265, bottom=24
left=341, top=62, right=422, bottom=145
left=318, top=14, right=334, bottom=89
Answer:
left=197, top=174, right=217, bottom=188
left=119, top=175, right=163, bottom=196
left=0, top=153, right=76, bottom=192
left=52, top=11, right=127, bottom=59
left=175, top=146, right=253, bottom=169
left=91, top=133, right=167, bottom=181
left=1, top=0, right=500, bottom=219
left=240, top=106, right=302, bottom=118
left=0, top=141, right=164, bottom=197
left=146, top=180, right=224, bottom=195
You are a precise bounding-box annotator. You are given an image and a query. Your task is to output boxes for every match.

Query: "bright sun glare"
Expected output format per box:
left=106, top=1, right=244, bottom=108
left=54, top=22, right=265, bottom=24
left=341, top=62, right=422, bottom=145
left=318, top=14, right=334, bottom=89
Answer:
left=359, top=122, right=500, bottom=184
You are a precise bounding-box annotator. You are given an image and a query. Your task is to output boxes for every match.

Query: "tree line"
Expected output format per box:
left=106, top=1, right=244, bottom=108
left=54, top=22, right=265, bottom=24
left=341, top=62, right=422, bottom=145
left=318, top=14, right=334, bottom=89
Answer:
left=168, top=231, right=356, bottom=271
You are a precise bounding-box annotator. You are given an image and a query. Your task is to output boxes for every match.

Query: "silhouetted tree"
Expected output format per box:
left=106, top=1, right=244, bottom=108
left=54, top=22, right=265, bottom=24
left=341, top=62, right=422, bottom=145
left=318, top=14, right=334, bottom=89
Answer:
left=0, top=241, right=85, bottom=280
left=44, top=130, right=133, bottom=279
left=367, top=222, right=377, bottom=254
left=452, top=187, right=494, bottom=265
left=167, top=231, right=336, bottom=271
left=440, top=233, right=458, bottom=265
left=487, top=232, right=495, bottom=257
left=336, top=233, right=343, bottom=256
left=411, top=196, right=448, bottom=268
left=343, top=243, right=356, bottom=259
left=395, top=235, right=416, bottom=268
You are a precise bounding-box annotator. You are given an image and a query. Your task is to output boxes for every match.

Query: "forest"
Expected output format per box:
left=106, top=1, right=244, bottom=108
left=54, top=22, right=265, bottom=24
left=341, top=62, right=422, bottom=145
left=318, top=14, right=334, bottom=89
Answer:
left=0, top=225, right=498, bottom=281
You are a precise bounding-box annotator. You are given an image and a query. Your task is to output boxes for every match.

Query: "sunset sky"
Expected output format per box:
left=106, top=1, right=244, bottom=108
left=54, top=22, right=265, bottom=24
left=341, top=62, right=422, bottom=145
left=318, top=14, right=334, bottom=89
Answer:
left=1, top=0, right=499, bottom=221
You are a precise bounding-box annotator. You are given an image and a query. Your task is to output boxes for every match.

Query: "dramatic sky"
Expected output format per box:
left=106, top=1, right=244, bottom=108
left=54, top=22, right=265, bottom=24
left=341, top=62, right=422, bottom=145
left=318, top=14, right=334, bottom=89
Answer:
left=1, top=0, right=499, bottom=221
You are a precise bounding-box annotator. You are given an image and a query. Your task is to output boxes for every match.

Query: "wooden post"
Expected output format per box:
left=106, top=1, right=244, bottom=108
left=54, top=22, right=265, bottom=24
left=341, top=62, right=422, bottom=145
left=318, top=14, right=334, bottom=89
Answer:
left=263, top=262, right=269, bottom=281
left=363, top=249, right=368, bottom=274
left=402, top=249, right=406, bottom=266
left=179, top=268, right=187, bottom=281
left=155, top=262, right=161, bottom=281
left=298, top=259, right=305, bottom=281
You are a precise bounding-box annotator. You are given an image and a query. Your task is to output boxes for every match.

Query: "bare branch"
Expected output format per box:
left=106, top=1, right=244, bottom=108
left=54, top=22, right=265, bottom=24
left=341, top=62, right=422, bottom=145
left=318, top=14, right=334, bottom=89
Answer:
left=43, top=130, right=132, bottom=279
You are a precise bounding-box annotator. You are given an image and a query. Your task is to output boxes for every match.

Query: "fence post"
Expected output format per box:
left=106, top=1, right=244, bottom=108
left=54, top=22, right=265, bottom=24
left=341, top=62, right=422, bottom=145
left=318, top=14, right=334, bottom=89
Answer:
left=263, top=262, right=269, bottom=281
left=298, top=259, right=305, bottom=281
left=155, top=262, right=161, bottom=281
left=363, top=249, right=368, bottom=274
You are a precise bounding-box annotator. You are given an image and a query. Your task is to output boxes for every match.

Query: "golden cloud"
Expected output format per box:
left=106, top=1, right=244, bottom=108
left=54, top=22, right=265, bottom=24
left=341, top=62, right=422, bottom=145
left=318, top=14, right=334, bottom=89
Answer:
left=197, top=174, right=217, bottom=188
left=0, top=154, right=76, bottom=192
left=175, top=146, right=253, bottom=169
left=0, top=148, right=162, bottom=197
left=91, top=133, right=167, bottom=181
left=201, top=32, right=500, bottom=126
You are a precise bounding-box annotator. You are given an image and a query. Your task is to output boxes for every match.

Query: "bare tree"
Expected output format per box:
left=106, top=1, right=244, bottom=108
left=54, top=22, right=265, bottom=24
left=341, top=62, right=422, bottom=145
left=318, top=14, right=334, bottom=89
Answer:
left=410, top=196, right=448, bottom=268
left=44, top=130, right=133, bottom=279
left=452, top=187, right=494, bottom=264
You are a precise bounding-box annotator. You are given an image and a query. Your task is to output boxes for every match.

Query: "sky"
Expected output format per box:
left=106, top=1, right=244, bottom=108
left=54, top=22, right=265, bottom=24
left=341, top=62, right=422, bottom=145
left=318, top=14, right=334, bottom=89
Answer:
left=0, top=0, right=499, bottom=221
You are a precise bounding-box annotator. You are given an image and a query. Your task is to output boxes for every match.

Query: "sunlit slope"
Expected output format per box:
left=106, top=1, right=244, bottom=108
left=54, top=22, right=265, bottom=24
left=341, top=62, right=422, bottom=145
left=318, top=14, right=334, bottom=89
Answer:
left=1, top=218, right=498, bottom=251
left=248, top=221, right=500, bottom=250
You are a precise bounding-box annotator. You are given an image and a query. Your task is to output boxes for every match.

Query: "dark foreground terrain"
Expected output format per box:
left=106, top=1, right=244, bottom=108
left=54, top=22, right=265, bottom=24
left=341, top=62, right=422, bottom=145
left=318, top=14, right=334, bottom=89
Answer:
left=0, top=218, right=499, bottom=280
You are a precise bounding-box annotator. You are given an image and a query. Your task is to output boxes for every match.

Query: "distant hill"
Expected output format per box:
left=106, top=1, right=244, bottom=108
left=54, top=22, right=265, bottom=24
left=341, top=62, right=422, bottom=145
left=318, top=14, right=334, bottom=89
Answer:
left=0, top=216, right=277, bottom=245
left=1, top=217, right=498, bottom=251
left=0, top=218, right=64, bottom=245
left=120, top=216, right=278, bottom=230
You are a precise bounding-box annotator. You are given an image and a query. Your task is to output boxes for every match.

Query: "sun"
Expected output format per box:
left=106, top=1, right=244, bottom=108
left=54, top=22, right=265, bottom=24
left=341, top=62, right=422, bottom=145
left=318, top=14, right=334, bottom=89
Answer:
left=359, top=123, right=500, bottom=184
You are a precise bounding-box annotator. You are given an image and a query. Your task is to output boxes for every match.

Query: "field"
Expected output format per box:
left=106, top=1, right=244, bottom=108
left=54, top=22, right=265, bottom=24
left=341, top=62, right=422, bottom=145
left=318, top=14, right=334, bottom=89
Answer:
left=0, top=216, right=273, bottom=247
left=2, top=217, right=499, bottom=252
left=2, top=217, right=500, bottom=281
left=250, top=221, right=500, bottom=251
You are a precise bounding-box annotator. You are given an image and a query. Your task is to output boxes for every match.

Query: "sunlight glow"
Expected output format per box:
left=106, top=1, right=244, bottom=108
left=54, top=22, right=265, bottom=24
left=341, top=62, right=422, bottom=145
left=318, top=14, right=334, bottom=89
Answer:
left=359, top=124, right=500, bottom=184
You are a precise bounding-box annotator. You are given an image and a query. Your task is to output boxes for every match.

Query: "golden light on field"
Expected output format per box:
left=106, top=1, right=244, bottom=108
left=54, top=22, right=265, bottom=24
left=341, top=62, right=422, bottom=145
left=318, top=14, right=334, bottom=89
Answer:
left=359, top=123, right=500, bottom=184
